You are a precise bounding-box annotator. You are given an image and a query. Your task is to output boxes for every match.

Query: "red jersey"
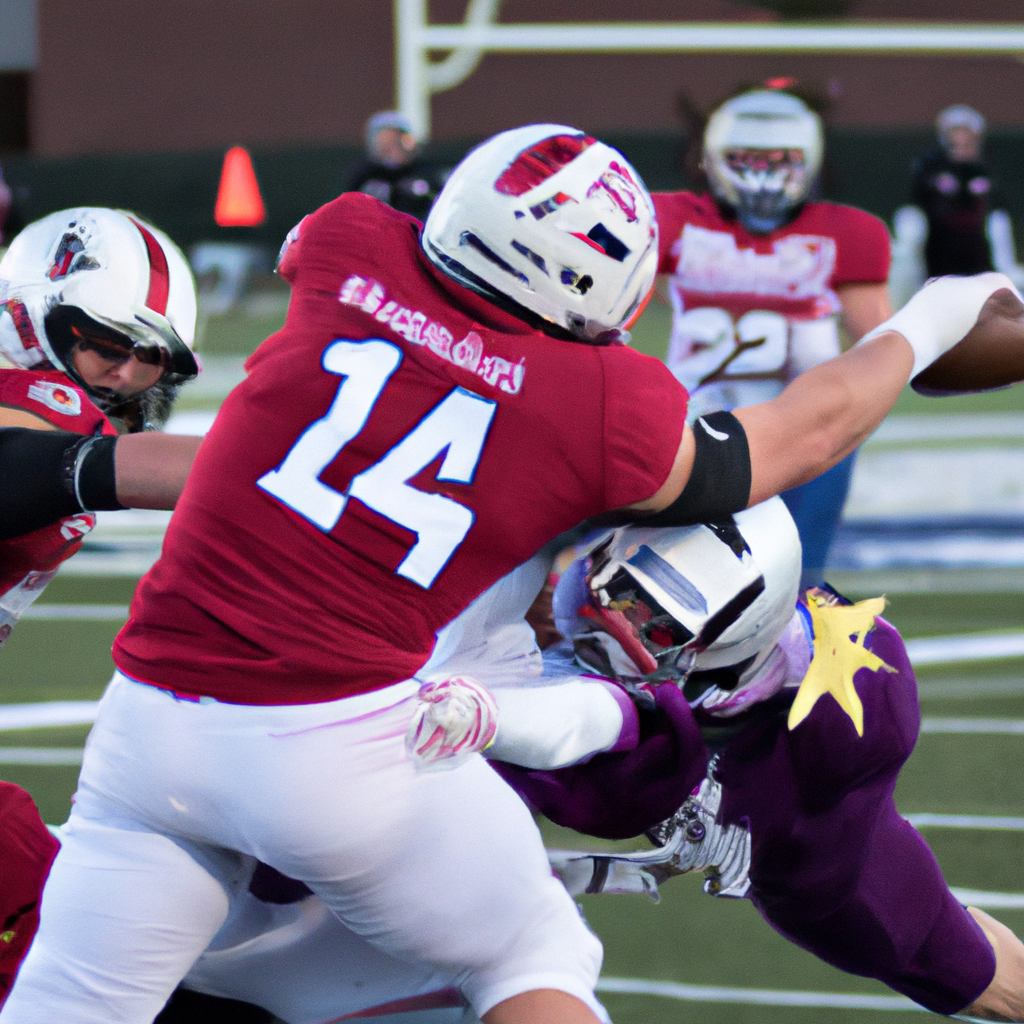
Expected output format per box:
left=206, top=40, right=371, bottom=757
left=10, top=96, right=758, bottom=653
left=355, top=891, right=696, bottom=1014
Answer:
left=653, top=192, right=890, bottom=409
left=0, top=369, right=115, bottom=645
left=0, top=783, right=58, bottom=1009
left=113, top=195, right=686, bottom=705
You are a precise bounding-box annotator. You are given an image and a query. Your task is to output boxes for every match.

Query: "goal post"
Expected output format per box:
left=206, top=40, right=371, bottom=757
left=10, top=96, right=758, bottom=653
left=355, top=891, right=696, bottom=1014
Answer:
left=395, top=0, right=1024, bottom=140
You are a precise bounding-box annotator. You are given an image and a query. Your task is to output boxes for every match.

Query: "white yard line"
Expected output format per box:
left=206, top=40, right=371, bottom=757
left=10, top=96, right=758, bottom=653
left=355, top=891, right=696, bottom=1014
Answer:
left=906, top=633, right=1024, bottom=665
left=869, top=414, right=1024, bottom=444
left=907, top=814, right=1024, bottom=831
left=596, top=977, right=917, bottom=1011
left=0, top=701, right=99, bottom=730
left=920, top=718, right=1024, bottom=734
left=22, top=604, right=129, bottom=620
left=917, top=676, right=1024, bottom=698
left=948, top=889, right=1024, bottom=910
left=0, top=747, right=83, bottom=765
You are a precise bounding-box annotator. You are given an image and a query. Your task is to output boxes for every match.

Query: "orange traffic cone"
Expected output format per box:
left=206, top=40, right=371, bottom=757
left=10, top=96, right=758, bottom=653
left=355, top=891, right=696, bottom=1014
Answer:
left=215, top=146, right=266, bottom=227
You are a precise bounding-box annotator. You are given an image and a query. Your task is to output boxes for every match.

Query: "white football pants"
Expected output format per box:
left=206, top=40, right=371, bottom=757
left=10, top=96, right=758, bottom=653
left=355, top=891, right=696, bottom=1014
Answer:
left=0, top=672, right=603, bottom=1024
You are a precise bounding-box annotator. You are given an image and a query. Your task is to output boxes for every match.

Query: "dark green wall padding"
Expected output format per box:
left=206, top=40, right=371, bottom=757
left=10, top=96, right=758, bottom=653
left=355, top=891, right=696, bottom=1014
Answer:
left=3, top=129, right=1023, bottom=251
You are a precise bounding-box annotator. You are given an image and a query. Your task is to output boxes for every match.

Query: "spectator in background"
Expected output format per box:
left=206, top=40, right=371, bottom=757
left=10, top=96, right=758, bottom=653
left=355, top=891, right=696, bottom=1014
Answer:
left=346, top=111, right=448, bottom=221
left=911, top=106, right=1022, bottom=283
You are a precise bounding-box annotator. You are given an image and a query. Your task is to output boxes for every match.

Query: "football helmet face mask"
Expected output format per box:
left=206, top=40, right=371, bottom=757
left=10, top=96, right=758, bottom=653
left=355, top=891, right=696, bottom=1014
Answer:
left=0, top=208, right=198, bottom=429
left=423, top=124, right=658, bottom=342
left=703, top=91, right=823, bottom=235
left=573, top=497, right=801, bottom=688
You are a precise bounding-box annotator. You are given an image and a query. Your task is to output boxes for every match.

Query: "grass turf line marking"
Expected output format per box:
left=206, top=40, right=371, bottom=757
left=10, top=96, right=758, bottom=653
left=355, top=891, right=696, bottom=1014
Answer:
left=949, top=888, right=1024, bottom=910
left=0, top=748, right=83, bottom=765
left=907, top=813, right=1024, bottom=831
left=906, top=633, right=1024, bottom=665
left=917, top=676, right=1024, bottom=698
left=596, top=977, right=919, bottom=1011
left=920, top=718, right=1024, bottom=734
left=0, top=701, right=99, bottom=730
left=21, top=604, right=129, bottom=620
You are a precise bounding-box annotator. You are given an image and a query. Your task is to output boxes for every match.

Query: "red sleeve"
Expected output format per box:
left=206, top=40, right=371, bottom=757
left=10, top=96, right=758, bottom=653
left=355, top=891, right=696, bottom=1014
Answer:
left=599, top=345, right=688, bottom=510
left=0, top=783, right=58, bottom=1009
left=825, top=204, right=892, bottom=286
left=653, top=191, right=696, bottom=274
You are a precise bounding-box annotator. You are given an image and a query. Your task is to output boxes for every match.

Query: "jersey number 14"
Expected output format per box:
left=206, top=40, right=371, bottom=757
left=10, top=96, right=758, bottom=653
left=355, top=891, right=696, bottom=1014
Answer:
left=257, top=339, right=496, bottom=589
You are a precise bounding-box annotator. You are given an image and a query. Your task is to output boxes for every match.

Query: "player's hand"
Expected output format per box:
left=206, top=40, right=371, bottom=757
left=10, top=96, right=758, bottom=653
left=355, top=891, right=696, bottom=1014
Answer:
left=859, top=273, right=1024, bottom=395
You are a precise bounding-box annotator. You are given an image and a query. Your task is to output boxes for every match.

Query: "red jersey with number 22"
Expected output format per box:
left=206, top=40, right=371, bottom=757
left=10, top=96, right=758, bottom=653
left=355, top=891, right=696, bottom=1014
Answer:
left=113, top=195, right=686, bottom=704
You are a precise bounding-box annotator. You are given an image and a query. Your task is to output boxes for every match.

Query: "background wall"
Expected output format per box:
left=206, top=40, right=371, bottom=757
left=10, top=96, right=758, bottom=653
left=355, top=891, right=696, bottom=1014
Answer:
left=27, top=0, right=1024, bottom=158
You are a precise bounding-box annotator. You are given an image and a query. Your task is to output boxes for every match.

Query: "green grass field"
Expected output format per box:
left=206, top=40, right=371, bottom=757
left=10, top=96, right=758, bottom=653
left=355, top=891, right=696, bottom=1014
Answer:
left=3, top=298, right=1024, bottom=1022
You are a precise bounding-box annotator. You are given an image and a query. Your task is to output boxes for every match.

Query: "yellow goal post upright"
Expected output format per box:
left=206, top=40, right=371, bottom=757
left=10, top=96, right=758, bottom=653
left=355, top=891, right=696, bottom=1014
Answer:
left=394, top=0, right=1024, bottom=142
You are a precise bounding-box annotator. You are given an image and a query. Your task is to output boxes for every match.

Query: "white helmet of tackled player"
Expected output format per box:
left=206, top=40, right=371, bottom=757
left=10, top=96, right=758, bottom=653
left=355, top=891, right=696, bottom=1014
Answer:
left=577, top=497, right=801, bottom=683
left=423, top=124, right=658, bottom=342
left=0, top=208, right=198, bottom=428
left=703, top=90, right=823, bottom=234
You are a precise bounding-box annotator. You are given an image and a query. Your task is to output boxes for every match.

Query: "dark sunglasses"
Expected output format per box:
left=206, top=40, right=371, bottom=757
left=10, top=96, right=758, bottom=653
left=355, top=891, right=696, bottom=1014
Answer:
left=71, top=327, right=169, bottom=368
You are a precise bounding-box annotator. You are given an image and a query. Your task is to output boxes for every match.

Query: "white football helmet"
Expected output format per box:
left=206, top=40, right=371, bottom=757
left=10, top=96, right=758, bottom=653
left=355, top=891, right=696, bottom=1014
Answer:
left=0, top=208, right=198, bottom=428
left=423, top=124, right=658, bottom=342
left=576, top=497, right=801, bottom=685
left=703, top=90, right=823, bottom=235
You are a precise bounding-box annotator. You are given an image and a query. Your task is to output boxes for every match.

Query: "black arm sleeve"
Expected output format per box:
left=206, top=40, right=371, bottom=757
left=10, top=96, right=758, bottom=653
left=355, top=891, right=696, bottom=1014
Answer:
left=0, top=427, right=124, bottom=541
left=639, top=411, right=751, bottom=527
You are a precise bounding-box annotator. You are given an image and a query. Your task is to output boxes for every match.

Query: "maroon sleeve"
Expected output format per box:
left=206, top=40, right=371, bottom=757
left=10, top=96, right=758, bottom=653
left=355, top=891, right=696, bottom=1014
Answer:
left=0, top=783, right=58, bottom=1009
left=653, top=192, right=687, bottom=274
left=599, top=346, right=688, bottom=510
left=828, top=204, right=892, bottom=286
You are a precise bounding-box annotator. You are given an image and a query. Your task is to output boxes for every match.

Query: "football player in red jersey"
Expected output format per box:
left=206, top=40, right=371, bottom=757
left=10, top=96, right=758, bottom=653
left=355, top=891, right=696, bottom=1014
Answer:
left=1, top=125, right=1021, bottom=1024
left=0, top=208, right=199, bottom=643
left=654, top=88, right=893, bottom=587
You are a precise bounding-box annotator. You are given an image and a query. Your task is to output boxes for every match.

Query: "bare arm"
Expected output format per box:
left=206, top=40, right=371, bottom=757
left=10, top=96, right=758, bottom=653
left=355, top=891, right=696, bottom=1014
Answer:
left=836, top=281, right=893, bottom=343
left=629, top=331, right=913, bottom=513
left=113, top=432, right=203, bottom=509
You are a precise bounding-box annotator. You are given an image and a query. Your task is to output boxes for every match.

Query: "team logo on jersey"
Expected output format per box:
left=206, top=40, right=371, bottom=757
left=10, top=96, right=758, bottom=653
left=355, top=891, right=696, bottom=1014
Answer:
left=672, top=224, right=838, bottom=301
left=27, top=379, right=82, bottom=415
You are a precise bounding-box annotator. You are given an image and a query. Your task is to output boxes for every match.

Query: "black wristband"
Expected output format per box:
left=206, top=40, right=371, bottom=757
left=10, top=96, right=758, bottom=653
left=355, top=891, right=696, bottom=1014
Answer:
left=68, top=435, right=121, bottom=513
left=0, top=427, right=124, bottom=542
left=641, top=411, right=751, bottom=527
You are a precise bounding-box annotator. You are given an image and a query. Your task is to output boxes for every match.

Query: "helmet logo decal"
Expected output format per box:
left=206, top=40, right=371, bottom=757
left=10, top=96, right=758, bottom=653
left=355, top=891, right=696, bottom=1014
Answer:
left=626, top=545, right=708, bottom=615
left=460, top=232, right=529, bottom=286
left=27, top=379, right=82, bottom=416
left=587, top=162, right=640, bottom=223
left=48, top=233, right=98, bottom=281
left=494, top=135, right=596, bottom=197
left=530, top=191, right=576, bottom=220
left=128, top=217, right=170, bottom=315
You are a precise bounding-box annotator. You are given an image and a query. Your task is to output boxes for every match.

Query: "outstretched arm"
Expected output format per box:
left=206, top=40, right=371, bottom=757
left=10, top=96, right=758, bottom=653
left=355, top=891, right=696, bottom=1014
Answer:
left=631, top=273, right=1022, bottom=520
left=114, top=432, right=202, bottom=509
left=0, top=428, right=202, bottom=540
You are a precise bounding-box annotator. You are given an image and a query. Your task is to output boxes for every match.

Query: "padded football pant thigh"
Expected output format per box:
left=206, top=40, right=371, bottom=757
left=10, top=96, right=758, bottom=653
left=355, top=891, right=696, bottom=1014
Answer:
left=759, top=802, right=996, bottom=1015
left=18, top=673, right=604, bottom=1023
left=0, top=813, right=240, bottom=1024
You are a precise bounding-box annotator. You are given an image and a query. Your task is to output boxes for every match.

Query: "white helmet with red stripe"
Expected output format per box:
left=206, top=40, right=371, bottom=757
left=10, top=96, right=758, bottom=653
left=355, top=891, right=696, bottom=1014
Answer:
left=423, top=124, right=658, bottom=342
left=0, top=208, right=198, bottom=424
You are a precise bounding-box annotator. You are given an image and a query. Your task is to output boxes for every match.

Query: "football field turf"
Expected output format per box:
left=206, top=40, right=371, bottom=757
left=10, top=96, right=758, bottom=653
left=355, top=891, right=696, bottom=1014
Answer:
left=3, top=300, right=1024, bottom=1021
left=3, top=584, right=1024, bottom=1023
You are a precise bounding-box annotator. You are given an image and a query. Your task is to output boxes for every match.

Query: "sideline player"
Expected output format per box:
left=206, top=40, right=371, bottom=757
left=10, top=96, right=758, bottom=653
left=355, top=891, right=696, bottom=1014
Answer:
left=2, top=125, right=1022, bottom=1024
left=0, top=208, right=199, bottom=643
left=654, top=87, right=893, bottom=585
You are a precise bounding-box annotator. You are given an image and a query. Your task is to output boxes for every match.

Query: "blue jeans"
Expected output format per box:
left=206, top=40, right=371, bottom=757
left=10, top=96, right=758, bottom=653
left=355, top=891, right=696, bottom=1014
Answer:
left=780, top=450, right=857, bottom=586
